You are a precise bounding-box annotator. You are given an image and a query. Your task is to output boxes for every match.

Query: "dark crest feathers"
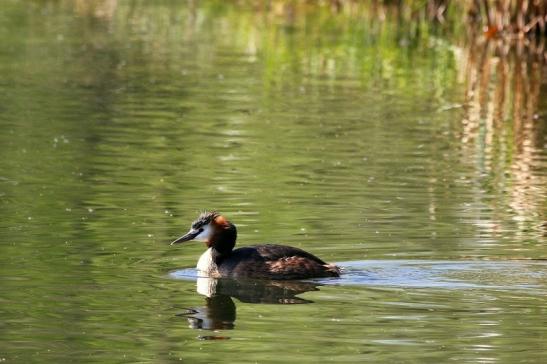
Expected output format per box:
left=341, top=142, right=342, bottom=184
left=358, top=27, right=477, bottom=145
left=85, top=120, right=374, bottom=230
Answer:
left=191, top=211, right=220, bottom=229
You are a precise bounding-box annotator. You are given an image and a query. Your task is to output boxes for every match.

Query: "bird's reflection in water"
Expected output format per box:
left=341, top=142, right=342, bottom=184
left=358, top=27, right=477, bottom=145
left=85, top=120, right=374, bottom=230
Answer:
left=178, top=277, right=320, bottom=339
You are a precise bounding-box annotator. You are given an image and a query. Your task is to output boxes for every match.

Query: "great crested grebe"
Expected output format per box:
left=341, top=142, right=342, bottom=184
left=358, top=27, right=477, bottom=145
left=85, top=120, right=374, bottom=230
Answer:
left=170, top=211, right=340, bottom=280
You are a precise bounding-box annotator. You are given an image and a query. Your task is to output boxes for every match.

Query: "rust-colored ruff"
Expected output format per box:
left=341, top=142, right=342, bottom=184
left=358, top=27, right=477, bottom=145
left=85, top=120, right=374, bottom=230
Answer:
left=213, top=215, right=229, bottom=227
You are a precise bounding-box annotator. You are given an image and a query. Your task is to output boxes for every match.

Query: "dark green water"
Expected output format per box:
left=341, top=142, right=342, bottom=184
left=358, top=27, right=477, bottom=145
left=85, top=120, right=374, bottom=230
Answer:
left=1, top=1, right=546, bottom=363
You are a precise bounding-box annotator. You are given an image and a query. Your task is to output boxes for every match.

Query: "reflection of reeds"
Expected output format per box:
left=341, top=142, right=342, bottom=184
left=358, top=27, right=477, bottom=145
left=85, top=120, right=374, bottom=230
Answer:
left=456, top=35, right=545, bottom=236
left=467, top=0, right=547, bottom=38
left=382, top=0, right=547, bottom=38
left=265, top=1, right=546, bottom=39
left=57, top=0, right=546, bottom=233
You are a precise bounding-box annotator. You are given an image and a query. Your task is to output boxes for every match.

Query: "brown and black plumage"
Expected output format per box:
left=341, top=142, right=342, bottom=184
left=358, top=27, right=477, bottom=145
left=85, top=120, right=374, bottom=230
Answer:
left=170, top=211, right=340, bottom=280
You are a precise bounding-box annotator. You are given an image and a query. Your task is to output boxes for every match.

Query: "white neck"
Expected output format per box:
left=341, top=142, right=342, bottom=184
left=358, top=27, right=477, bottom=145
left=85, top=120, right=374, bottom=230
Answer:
left=196, top=247, right=219, bottom=277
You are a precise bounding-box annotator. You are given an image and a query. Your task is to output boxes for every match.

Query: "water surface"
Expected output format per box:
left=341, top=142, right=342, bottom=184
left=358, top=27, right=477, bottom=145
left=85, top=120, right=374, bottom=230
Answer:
left=1, top=1, right=546, bottom=363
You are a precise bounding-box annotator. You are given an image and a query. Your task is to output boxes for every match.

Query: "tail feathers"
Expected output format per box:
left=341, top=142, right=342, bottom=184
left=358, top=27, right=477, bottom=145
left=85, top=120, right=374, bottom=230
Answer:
left=323, top=263, right=342, bottom=277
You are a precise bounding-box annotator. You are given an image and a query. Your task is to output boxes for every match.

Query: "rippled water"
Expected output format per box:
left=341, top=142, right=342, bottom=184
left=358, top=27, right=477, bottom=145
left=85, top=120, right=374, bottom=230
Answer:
left=1, top=1, right=546, bottom=363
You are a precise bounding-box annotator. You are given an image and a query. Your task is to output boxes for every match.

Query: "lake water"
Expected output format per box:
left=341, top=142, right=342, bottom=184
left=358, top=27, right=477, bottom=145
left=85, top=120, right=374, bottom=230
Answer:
left=1, top=1, right=546, bottom=363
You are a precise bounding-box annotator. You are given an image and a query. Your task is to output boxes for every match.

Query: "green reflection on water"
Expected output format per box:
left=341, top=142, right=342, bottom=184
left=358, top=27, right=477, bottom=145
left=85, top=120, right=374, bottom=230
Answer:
left=0, top=1, right=546, bottom=363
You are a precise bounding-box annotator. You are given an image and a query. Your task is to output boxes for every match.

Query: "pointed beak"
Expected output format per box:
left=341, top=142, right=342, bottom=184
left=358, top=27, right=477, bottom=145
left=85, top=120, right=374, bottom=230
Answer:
left=170, top=229, right=200, bottom=245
